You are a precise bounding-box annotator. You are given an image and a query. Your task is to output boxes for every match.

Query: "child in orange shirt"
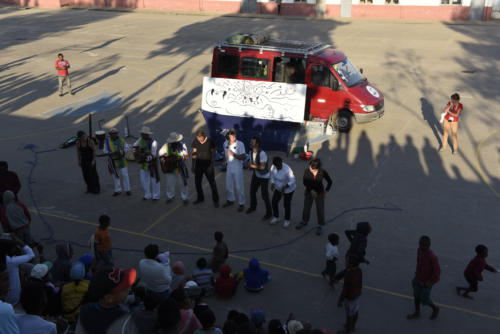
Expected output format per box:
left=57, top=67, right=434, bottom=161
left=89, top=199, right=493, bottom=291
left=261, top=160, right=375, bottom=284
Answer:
left=94, top=215, right=113, bottom=267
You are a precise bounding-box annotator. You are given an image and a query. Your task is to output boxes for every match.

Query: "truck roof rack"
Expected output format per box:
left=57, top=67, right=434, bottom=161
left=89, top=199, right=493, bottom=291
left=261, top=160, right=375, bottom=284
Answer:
left=217, top=39, right=331, bottom=56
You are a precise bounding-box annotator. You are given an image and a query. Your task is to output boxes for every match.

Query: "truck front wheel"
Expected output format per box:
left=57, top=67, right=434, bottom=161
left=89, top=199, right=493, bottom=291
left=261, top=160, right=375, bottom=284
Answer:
left=336, top=111, right=352, bottom=133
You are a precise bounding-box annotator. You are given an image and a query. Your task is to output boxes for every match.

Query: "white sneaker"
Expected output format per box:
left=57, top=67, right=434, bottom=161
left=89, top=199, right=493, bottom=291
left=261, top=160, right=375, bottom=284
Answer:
left=283, top=220, right=290, bottom=228
left=270, top=217, right=280, bottom=225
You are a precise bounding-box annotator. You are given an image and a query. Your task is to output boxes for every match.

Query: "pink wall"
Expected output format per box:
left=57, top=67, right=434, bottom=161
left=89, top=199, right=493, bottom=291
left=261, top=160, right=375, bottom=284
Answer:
left=0, top=0, right=491, bottom=20
left=351, top=5, right=471, bottom=20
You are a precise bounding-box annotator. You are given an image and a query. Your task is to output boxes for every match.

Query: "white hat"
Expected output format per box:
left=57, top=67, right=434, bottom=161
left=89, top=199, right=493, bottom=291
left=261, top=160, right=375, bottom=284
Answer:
left=140, top=126, right=153, bottom=135
left=184, top=280, right=198, bottom=289
left=31, top=262, right=52, bottom=279
left=167, top=132, right=183, bottom=143
left=108, top=128, right=119, bottom=134
left=95, top=130, right=106, bottom=135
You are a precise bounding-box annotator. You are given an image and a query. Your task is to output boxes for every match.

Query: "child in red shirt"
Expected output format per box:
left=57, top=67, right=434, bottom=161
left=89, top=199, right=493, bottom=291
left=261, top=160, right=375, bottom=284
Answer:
left=456, top=245, right=498, bottom=299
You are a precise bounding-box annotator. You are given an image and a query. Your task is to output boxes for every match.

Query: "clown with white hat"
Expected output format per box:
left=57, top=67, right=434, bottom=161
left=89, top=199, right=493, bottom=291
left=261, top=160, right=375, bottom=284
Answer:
left=159, top=132, right=189, bottom=204
left=133, top=125, right=160, bottom=200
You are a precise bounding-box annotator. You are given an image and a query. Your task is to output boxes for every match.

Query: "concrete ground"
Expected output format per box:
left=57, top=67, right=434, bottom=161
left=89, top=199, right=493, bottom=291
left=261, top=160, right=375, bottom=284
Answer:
left=1, top=7, right=499, bottom=333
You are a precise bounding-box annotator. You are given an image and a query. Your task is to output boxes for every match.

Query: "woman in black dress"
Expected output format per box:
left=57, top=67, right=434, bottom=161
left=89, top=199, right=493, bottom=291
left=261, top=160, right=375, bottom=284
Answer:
left=76, top=131, right=100, bottom=194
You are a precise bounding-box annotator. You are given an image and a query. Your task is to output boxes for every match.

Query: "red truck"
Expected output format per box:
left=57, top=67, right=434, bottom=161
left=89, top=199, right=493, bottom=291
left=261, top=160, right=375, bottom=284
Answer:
left=210, top=35, right=384, bottom=133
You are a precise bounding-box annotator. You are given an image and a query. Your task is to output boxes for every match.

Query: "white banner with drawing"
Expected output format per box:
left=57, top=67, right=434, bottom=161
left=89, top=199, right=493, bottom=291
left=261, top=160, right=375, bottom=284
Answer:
left=202, top=77, right=307, bottom=123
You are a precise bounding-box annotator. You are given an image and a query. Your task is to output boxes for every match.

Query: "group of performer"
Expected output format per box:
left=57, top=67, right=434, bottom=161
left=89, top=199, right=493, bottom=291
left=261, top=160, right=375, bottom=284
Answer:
left=76, top=126, right=332, bottom=234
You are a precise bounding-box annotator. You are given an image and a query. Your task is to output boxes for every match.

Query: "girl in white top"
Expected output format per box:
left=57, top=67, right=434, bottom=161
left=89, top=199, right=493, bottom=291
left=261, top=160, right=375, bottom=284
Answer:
left=269, top=157, right=296, bottom=228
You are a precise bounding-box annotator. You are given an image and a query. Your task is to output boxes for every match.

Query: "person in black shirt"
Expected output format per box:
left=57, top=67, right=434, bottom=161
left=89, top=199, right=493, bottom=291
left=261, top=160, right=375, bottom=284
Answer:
left=246, top=136, right=272, bottom=220
left=296, top=158, right=332, bottom=236
left=191, top=130, right=220, bottom=207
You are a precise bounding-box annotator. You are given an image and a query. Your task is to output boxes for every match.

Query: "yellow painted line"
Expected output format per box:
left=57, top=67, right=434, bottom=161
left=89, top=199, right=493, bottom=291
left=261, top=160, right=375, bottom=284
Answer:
left=35, top=209, right=500, bottom=321
left=474, top=128, right=500, bottom=198
left=141, top=172, right=224, bottom=234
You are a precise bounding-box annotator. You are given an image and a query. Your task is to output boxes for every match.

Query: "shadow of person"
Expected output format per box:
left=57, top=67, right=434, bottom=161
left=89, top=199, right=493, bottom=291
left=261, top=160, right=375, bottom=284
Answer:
left=420, top=97, right=442, bottom=147
left=422, top=137, right=448, bottom=181
left=403, top=135, right=425, bottom=180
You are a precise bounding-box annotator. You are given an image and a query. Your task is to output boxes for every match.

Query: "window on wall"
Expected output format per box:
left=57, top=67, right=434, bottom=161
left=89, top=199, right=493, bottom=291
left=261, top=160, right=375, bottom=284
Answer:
left=294, top=0, right=307, bottom=2
left=241, top=58, right=269, bottom=80
left=385, top=0, right=399, bottom=4
left=359, top=0, right=374, bottom=4
left=441, top=0, right=462, bottom=4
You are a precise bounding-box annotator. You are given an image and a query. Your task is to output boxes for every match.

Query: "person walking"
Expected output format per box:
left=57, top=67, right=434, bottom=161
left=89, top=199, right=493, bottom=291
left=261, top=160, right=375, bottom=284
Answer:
left=246, top=137, right=272, bottom=220
left=222, top=130, right=246, bottom=212
left=76, top=131, right=100, bottom=194
left=93, top=215, right=113, bottom=267
left=103, top=128, right=131, bottom=196
left=439, top=93, right=463, bottom=154
left=191, top=130, right=219, bottom=207
left=337, top=257, right=362, bottom=334
left=55, top=53, right=73, bottom=96
left=295, top=158, right=332, bottom=236
left=269, top=156, right=296, bottom=228
left=407, top=236, right=440, bottom=320
left=134, top=126, right=161, bottom=201
left=456, top=245, right=498, bottom=299
left=159, top=132, right=189, bottom=205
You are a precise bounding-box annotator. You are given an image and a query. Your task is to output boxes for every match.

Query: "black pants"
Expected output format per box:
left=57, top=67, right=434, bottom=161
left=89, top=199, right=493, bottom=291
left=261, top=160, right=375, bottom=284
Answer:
left=194, top=160, right=219, bottom=203
left=249, top=174, right=271, bottom=214
left=81, top=161, right=100, bottom=194
left=322, top=259, right=337, bottom=283
left=271, top=190, right=294, bottom=220
left=302, top=190, right=325, bottom=225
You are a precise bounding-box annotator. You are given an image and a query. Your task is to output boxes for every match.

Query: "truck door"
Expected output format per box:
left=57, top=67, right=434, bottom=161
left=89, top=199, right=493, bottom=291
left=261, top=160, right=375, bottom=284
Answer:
left=306, top=63, right=341, bottom=120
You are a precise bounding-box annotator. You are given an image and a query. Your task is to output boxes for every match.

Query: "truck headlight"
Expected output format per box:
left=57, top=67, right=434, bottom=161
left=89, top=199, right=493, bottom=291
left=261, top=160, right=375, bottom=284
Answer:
left=361, top=104, right=375, bottom=112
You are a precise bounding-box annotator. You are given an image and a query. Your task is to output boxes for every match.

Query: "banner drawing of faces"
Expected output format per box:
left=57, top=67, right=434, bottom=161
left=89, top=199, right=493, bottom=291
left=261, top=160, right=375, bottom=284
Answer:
left=202, top=77, right=307, bottom=123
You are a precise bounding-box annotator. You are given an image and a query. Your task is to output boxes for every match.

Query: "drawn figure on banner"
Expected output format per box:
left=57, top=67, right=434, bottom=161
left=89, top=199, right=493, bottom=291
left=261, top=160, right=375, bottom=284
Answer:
left=204, top=78, right=304, bottom=121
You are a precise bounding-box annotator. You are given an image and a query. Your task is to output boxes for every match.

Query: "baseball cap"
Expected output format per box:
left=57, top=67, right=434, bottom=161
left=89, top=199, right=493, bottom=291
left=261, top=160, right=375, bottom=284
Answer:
left=90, top=267, right=137, bottom=298
left=31, top=261, right=53, bottom=279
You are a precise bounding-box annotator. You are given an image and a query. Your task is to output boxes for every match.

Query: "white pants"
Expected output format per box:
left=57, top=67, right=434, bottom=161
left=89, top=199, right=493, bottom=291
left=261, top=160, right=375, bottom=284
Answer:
left=226, top=167, right=245, bottom=205
left=140, top=169, right=160, bottom=199
left=113, top=167, right=130, bottom=193
left=165, top=173, right=188, bottom=200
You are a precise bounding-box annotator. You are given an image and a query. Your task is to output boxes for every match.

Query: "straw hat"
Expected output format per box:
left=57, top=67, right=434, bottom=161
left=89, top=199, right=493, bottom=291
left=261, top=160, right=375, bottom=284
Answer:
left=167, top=132, right=183, bottom=143
left=140, top=125, right=153, bottom=135
left=108, top=128, right=119, bottom=134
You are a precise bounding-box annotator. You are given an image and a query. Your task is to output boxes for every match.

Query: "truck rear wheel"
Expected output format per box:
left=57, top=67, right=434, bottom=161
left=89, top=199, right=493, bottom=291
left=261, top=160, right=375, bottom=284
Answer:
left=336, top=111, right=352, bottom=133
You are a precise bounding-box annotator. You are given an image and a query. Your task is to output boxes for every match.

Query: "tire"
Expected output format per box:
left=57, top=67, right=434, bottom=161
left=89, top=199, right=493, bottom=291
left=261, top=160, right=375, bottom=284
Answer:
left=336, top=111, right=352, bottom=133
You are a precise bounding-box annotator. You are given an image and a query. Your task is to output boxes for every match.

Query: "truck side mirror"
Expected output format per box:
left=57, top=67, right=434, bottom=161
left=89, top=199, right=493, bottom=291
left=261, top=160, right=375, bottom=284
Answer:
left=360, top=68, right=364, bottom=74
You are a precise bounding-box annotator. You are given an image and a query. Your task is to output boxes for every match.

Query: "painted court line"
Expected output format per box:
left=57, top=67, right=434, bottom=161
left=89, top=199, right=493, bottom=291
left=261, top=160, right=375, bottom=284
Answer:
left=141, top=172, right=224, bottom=234
left=35, top=209, right=500, bottom=322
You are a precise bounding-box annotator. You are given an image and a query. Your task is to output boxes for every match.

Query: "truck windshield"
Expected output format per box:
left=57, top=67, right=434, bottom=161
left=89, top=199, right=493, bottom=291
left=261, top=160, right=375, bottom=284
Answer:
left=332, top=58, right=363, bottom=87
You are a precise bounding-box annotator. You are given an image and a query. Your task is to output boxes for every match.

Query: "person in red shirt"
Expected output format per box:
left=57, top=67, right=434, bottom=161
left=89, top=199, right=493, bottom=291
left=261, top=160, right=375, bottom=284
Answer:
left=456, top=245, right=498, bottom=299
left=337, top=256, right=362, bottom=334
left=214, top=265, right=239, bottom=298
left=55, top=53, right=74, bottom=96
left=439, top=93, right=462, bottom=154
left=407, top=236, right=440, bottom=320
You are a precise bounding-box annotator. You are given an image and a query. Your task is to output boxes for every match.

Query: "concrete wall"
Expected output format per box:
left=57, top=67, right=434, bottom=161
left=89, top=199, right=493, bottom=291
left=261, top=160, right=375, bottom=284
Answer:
left=1, top=0, right=492, bottom=20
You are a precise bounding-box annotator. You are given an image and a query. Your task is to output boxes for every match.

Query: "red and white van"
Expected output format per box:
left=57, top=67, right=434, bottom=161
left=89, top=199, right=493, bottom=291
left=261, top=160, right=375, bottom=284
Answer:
left=210, top=36, right=384, bottom=133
